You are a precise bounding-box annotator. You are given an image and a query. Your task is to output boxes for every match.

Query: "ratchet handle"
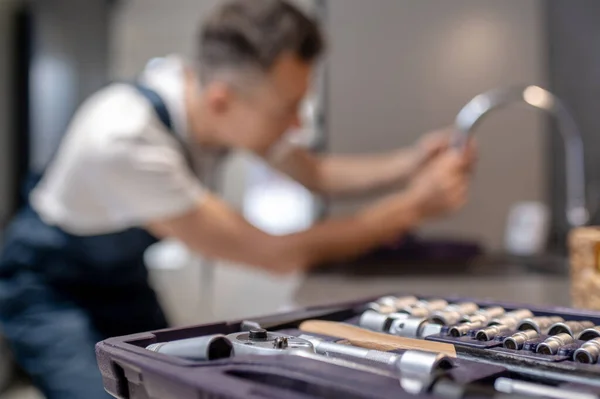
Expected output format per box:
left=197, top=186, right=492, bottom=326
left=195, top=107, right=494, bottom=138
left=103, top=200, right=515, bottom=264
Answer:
left=299, top=320, right=456, bottom=358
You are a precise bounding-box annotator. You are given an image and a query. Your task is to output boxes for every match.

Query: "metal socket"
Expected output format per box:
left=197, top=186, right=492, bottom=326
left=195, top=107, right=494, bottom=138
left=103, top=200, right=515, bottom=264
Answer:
left=503, top=330, right=540, bottom=350
left=517, top=316, right=565, bottom=334
left=488, top=309, right=534, bottom=327
left=414, top=299, right=449, bottom=311
left=448, top=318, right=487, bottom=337
left=573, top=338, right=600, bottom=364
left=420, top=323, right=444, bottom=338
left=364, top=302, right=397, bottom=314
left=487, top=316, right=519, bottom=330
left=359, top=311, right=408, bottom=333
left=146, top=334, right=233, bottom=360
left=375, top=296, right=399, bottom=307
left=445, top=302, right=480, bottom=315
left=428, top=310, right=463, bottom=326
left=359, top=310, right=391, bottom=332
left=458, top=314, right=488, bottom=326
left=476, top=324, right=514, bottom=341
left=461, top=306, right=505, bottom=323
left=547, top=320, right=595, bottom=338
left=374, top=295, right=418, bottom=310
left=389, top=317, right=442, bottom=338
left=578, top=326, right=600, bottom=341
left=395, top=299, right=449, bottom=318
left=390, top=317, right=426, bottom=338
left=536, top=333, right=575, bottom=355
left=397, top=350, right=453, bottom=395
left=393, top=296, right=419, bottom=309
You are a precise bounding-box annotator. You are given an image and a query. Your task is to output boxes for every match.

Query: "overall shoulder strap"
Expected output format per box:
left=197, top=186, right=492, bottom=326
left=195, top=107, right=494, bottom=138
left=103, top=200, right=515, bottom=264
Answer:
left=131, top=82, right=174, bottom=132
left=131, top=82, right=194, bottom=169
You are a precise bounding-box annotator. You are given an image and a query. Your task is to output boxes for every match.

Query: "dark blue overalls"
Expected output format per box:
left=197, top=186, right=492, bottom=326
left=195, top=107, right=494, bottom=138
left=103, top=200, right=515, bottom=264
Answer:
left=0, top=85, right=176, bottom=399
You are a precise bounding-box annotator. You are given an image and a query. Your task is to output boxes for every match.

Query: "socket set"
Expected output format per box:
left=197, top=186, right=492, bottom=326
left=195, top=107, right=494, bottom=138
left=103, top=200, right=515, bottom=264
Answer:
left=96, top=295, right=600, bottom=399
left=359, top=296, right=600, bottom=363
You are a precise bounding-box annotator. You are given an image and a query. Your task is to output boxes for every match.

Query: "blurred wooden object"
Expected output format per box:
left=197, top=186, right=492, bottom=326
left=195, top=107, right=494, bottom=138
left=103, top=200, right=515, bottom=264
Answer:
left=299, top=320, right=457, bottom=357
left=569, top=227, right=600, bottom=309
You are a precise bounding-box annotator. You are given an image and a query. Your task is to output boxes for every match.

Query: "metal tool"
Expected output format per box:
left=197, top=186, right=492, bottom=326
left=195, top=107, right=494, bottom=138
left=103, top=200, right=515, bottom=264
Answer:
left=574, top=338, right=600, bottom=364
left=503, top=330, right=540, bottom=350
left=427, top=302, right=479, bottom=326
left=536, top=333, right=575, bottom=355
left=392, top=299, right=449, bottom=318
left=431, top=378, right=531, bottom=399
left=298, top=335, right=401, bottom=367
left=364, top=303, right=397, bottom=315
left=226, top=329, right=314, bottom=356
left=397, top=350, right=453, bottom=395
left=287, top=350, right=398, bottom=378
left=461, top=306, right=505, bottom=323
left=453, top=85, right=591, bottom=227
left=450, top=307, right=507, bottom=337
left=146, top=334, right=233, bottom=361
left=375, top=296, right=400, bottom=307
left=389, top=316, right=444, bottom=339
left=359, top=310, right=408, bottom=333
left=517, top=316, right=564, bottom=334
left=476, top=309, right=534, bottom=341
left=298, top=320, right=457, bottom=357
left=449, top=314, right=488, bottom=337
left=476, top=324, right=515, bottom=342
left=548, top=320, right=595, bottom=338
left=579, top=326, right=600, bottom=341
left=393, top=296, right=420, bottom=309
left=365, top=295, right=418, bottom=314
left=445, top=302, right=480, bottom=315
left=494, top=377, right=599, bottom=399
left=487, top=309, right=534, bottom=327
left=291, top=348, right=458, bottom=393
left=428, top=310, right=464, bottom=326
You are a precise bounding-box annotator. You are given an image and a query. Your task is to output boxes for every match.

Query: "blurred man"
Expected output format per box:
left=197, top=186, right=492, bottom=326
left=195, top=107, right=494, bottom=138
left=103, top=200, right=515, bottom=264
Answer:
left=0, top=0, right=475, bottom=398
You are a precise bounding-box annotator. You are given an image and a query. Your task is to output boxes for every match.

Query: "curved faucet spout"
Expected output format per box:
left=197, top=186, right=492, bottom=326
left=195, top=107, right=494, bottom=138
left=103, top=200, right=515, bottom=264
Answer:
left=453, top=85, right=589, bottom=227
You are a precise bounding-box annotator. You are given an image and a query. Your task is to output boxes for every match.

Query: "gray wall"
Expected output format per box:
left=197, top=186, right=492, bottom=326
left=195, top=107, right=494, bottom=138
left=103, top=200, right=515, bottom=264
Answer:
left=111, top=0, right=547, bottom=251
left=326, top=0, right=547, bottom=250
left=0, top=0, right=18, bottom=227
left=547, top=0, right=600, bottom=247
left=29, top=0, right=110, bottom=172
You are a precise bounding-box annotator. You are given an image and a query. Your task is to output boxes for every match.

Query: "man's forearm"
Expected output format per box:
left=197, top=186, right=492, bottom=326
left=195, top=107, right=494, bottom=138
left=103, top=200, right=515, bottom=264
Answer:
left=274, top=147, right=424, bottom=198
left=314, top=148, right=422, bottom=196
left=147, top=191, right=423, bottom=276
left=275, top=191, right=423, bottom=272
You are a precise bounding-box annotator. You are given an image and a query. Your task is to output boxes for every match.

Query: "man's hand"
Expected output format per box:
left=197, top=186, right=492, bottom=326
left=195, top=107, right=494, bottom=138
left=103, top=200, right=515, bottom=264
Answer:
left=414, top=128, right=453, bottom=163
left=407, top=127, right=477, bottom=177
left=405, top=147, right=475, bottom=220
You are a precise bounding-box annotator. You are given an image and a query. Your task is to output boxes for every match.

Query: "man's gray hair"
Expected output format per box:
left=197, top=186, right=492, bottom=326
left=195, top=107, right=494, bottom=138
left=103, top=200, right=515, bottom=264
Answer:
left=198, top=0, right=324, bottom=84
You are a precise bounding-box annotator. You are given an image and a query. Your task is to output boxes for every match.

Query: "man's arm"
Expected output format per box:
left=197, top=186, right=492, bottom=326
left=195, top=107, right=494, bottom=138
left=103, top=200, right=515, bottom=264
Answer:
left=270, top=129, right=452, bottom=197
left=146, top=150, right=471, bottom=274
left=146, top=191, right=423, bottom=275
left=270, top=146, right=422, bottom=197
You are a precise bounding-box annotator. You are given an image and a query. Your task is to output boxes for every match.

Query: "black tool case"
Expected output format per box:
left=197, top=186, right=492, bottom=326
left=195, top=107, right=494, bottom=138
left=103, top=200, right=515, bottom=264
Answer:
left=96, top=294, right=600, bottom=399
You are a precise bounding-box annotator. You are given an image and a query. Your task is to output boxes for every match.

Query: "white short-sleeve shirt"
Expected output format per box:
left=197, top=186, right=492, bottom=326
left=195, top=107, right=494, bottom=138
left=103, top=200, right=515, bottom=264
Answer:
left=30, top=55, right=225, bottom=235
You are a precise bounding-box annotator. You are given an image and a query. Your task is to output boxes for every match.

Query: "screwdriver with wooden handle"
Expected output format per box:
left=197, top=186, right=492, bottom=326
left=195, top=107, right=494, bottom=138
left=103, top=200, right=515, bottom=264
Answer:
left=299, top=320, right=457, bottom=358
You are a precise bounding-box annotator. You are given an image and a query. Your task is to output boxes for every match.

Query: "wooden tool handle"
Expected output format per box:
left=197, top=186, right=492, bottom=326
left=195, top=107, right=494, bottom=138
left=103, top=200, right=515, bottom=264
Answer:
left=299, top=320, right=456, bottom=358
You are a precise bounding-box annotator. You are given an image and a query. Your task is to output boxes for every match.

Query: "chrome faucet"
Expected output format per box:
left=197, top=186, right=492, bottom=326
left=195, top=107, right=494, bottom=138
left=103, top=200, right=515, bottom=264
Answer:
left=453, top=85, right=590, bottom=227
